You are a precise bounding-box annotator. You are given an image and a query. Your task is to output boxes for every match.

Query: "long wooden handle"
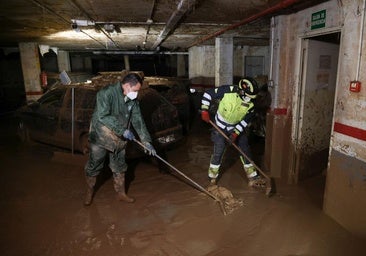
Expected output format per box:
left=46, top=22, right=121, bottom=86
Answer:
left=209, top=120, right=270, bottom=180
left=133, top=138, right=228, bottom=215
left=133, top=139, right=219, bottom=201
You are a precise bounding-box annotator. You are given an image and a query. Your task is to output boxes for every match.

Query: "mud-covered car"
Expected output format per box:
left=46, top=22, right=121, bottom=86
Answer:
left=145, top=76, right=191, bottom=134
left=16, top=76, right=183, bottom=158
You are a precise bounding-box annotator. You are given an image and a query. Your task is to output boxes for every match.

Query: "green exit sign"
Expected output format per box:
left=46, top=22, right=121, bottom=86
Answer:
left=311, top=10, right=326, bottom=30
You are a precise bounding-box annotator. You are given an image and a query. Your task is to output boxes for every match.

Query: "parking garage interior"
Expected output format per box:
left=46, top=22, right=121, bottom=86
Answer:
left=0, top=0, right=366, bottom=255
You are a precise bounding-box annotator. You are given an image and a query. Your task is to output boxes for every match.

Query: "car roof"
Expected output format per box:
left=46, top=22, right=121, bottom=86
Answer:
left=52, top=70, right=148, bottom=91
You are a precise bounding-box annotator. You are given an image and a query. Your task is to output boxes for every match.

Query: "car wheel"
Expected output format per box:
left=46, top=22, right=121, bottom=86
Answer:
left=17, top=121, right=30, bottom=143
left=79, top=133, right=90, bottom=155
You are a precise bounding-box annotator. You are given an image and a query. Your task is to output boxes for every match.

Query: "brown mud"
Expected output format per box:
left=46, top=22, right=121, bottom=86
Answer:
left=0, top=114, right=364, bottom=255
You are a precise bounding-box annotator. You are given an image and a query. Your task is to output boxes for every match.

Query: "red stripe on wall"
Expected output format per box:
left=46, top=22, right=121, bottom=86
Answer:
left=273, top=108, right=287, bottom=115
left=26, top=91, right=43, bottom=95
left=333, top=122, right=366, bottom=141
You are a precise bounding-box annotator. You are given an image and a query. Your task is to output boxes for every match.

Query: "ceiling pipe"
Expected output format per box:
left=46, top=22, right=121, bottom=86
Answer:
left=80, top=30, right=106, bottom=48
left=30, top=0, right=69, bottom=24
left=98, top=28, right=121, bottom=49
left=188, top=0, right=301, bottom=48
left=30, top=0, right=108, bottom=49
left=355, top=0, right=366, bottom=80
left=143, top=0, right=157, bottom=49
left=68, top=0, right=94, bottom=21
left=95, top=21, right=165, bottom=25
left=91, top=50, right=188, bottom=55
left=68, top=0, right=120, bottom=49
left=95, top=21, right=230, bottom=26
left=151, top=0, right=196, bottom=50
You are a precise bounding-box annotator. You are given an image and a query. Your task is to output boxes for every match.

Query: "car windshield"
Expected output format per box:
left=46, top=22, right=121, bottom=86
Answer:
left=37, top=88, right=65, bottom=107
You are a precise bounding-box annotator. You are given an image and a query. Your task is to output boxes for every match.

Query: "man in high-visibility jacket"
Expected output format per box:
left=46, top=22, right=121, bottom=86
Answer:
left=200, top=77, right=266, bottom=188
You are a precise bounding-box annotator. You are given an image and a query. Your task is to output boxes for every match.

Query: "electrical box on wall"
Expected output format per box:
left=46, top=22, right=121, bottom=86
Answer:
left=349, top=81, right=361, bottom=92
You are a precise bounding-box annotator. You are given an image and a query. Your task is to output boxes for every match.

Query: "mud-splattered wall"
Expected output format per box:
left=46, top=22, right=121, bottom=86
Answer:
left=271, top=0, right=366, bottom=237
left=324, top=0, right=366, bottom=238
left=324, top=150, right=366, bottom=238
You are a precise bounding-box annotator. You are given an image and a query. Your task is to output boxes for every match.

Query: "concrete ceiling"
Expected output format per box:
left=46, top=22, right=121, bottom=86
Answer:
left=0, top=0, right=327, bottom=52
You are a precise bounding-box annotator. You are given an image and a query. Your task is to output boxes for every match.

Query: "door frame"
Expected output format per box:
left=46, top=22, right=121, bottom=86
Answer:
left=289, top=28, right=342, bottom=184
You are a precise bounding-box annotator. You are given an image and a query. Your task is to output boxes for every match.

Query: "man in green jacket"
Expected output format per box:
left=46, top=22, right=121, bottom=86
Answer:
left=84, top=73, right=156, bottom=206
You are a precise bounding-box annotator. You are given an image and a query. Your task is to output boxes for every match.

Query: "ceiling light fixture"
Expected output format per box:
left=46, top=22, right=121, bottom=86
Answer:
left=71, top=19, right=96, bottom=32
left=103, top=24, right=115, bottom=33
left=71, top=19, right=95, bottom=27
left=71, top=23, right=80, bottom=32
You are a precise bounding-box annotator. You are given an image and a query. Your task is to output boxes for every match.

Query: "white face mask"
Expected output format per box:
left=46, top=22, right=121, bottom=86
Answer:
left=127, top=91, right=138, bottom=100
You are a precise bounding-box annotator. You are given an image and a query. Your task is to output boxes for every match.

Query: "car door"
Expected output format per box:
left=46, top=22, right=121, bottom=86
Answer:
left=57, top=86, right=96, bottom=150
left=30, top=87, right=66, bottom=143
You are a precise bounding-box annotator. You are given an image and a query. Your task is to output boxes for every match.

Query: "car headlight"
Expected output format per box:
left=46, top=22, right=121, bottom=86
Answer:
left=156, top=134, right=176, bottom=144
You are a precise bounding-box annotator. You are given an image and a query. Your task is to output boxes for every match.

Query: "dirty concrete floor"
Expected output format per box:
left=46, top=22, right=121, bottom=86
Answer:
left=0, top=114, right=364, bottom=256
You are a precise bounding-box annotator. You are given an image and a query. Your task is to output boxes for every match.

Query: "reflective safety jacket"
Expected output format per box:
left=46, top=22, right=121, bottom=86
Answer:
left=201, top=85, right=255, bottom=134
left=89, top=82, right=152, bottom=152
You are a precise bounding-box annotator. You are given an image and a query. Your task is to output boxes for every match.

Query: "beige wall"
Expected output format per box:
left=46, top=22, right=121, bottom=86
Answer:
left=189, top=44, right=269, bottom=86
left=272, top=0, right=366, bottom=237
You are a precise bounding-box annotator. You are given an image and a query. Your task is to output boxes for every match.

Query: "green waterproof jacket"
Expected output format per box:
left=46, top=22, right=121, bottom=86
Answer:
left=88, top=82, right=152, bottom=152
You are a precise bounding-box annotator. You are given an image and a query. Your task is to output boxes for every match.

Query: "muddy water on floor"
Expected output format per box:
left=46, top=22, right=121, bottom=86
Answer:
left=0, top=116, right=364, bottom=255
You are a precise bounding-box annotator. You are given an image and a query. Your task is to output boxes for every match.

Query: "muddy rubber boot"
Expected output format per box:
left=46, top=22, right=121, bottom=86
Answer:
left=241, top=158, right=263, bottom=188
left=210, top=178, right=217, bottom=185
left=84, top=176, right=96, bottom=206
left=248, top=176, right=267, bottom=188
left=113, top=172, right=135, bottom=203
left=208, top=164, right=220, bottom=185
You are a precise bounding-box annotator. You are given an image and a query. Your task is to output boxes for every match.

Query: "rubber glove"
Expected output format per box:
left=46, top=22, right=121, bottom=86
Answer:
left=230, top=132, right=238, bottom=142
left=123, top=129, right=135, bottom=141
left=201, top=110, right=210, bottom=123
left=143, top=142, right=156, bottom=156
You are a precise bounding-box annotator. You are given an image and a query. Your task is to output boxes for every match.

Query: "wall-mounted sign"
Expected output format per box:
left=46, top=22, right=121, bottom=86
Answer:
left=311, top=10, right=326, bottom=30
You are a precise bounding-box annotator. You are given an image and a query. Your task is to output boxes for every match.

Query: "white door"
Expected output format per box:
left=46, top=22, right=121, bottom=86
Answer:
left=295, top=37, right=339, bottom=181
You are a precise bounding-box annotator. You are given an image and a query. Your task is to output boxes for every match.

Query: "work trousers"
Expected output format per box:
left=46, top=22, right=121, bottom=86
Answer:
left=85, top=143, right=127, bottom=177
left=210, top=129, right=252, bottom=166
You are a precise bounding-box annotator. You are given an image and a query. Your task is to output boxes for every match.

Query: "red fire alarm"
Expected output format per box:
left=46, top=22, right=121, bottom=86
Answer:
left=349, top=81, right=361, bottom=92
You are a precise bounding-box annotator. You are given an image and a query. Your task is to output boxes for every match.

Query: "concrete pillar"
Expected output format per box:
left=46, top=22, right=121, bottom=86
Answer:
left=19, top=42, right=42, bottom=101
left=177, top=54, right=186, bottom=77
left=188, top=46, right=215, bottom=86
left=57, top=50, right=71, bottom=72
left=215, top=37, right=233, bottom=87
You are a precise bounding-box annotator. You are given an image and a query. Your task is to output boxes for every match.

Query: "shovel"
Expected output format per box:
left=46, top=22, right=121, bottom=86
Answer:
left=133, top=139, right=228, bottom=215
left=209, top=120, right=276, bottom=197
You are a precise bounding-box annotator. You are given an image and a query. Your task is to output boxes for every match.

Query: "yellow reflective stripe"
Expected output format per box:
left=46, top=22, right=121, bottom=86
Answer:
left=248, top=171, right=257, bottom=178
